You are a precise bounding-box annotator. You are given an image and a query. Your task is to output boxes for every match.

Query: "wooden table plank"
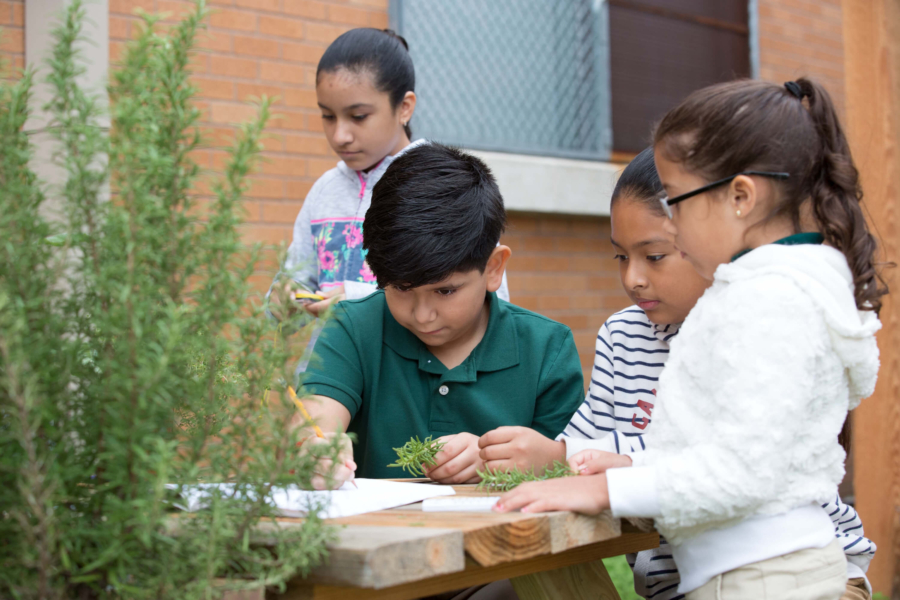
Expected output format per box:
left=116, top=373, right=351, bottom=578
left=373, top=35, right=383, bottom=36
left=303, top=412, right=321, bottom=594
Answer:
left=280, top=531, right=659, bottom=600
left=510, top=560, right=621, bottom=600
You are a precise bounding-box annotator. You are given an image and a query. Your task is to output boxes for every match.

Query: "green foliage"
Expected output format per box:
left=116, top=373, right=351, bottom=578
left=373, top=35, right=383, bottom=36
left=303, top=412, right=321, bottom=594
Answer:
left=0, top=2, right=339, bottom=598
left=476, top=461, right=575, bottom=492
left=602, top=556, right=640, bottom=600
left=388, top=436, right=445, bottom=476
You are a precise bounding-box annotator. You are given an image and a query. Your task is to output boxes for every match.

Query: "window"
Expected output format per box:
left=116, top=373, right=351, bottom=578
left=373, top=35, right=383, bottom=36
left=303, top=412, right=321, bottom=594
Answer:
left=393, top=0, right=750, bottom=159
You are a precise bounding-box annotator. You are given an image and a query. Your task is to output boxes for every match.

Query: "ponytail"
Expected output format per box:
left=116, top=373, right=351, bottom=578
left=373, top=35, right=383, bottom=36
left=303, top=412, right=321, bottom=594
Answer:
left=317, top=28, right=415, bottom=139
left=654, top=78, right=888, bottom=313
left=794, top=78, right=887, bottom=312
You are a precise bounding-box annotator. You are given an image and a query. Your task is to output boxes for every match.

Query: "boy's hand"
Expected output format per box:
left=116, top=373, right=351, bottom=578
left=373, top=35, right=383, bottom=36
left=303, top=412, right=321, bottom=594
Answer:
left=478, top=426, right=566, bottom=474
left=425, top=432, right=483, bottom=484
left=569, top=449, right=632, bottom=475
left=306, top=285, right=346, bottom=317
left=493, top=474, right=610, bottom=515
left=299, top=432, right=356, bottom=490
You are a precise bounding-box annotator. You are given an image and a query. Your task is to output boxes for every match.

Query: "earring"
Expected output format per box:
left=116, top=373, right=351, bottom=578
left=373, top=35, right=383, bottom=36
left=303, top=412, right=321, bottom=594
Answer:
left=736, top=209, right=742, bottom=217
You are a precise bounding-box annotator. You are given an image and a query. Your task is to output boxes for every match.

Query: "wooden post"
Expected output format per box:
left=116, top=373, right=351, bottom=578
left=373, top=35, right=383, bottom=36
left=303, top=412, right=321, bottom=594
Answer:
left=842, top=0, right=900, bottom=595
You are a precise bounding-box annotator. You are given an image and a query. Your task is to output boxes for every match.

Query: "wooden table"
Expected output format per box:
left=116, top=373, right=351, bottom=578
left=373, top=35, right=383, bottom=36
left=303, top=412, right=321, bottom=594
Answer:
left=272, top=484, right=659, bottom=600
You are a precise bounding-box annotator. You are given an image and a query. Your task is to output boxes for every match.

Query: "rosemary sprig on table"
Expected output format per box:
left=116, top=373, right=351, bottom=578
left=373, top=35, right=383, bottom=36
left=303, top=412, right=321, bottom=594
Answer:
left=476, top=461, right=575, bottom=492
left=388, top=436, right=446, bottom=476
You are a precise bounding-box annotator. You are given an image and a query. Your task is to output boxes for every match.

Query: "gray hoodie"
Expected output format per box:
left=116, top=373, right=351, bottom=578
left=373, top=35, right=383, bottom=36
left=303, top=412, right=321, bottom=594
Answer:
left=273, top=139, right=509, bottom=301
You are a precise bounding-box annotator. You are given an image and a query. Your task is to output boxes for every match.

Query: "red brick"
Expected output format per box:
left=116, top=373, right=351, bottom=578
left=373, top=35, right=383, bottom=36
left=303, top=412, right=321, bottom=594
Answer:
left=194, top=76, right=235, bottom=100
left=210, top=102, right=259, bottom=124
left=538, top=218, right=571, bottom=235
left=209, top=55, right=258, bottom=78
left=259, top=60, right=306, bottom=84
left=328, top=4, right=371, bottom=26
left=307, top=114, right=325, bottom=132
left=282, top=41, right=325, bottom=64
left=284, top=0, right=328, bottom=20
left=556, top=315, right=589, bottom=331
left=261, top=201, right=303, bottom=224
left=537, top=295, right=570, bottom=311
left=109, top=15, right=130, bottom=39
left=520, top=236, right=556, bottom=253
left=587, top=276, right=620, bottom=291
left=270, top=109, right=306, bottom=130
left=286, top=180, right=314, bottom=199
left=110, top=40, right=127, bottom=63
left=369, top=11, right=389, bottom=29
left=284, top=133, right=332, bottom=155
left=12, top=3, right=24, bottom=27
left=209, top=7, right=258, bottom=32
left=0, top=29, right=22, bottom=52
left=259, top=154, right=307, bottom=177
left=241, top=224, right=292, bottom=245
left=157, top=0, right=197, bottom=21
left=308, top=157, right=337, bottom=177
left=506, top=215, right=539, bottom=234
left=284, top=87, right=318, bottom=108
left=259, top=15, right=305, bottom=40
left=110, top=0, right=154, bottom=15
left=305, top=22, right=348, bottom=44
left=233, top=34, right=280, bottom=58
left=348, top=0, right=388, bottom=9
left=196, top=31, right=233, bottom=53
left=246, top=176, right=286, bottom=199
left=234, top=0, right=279, bottom=11
left=236, top=82, right=284, bottom=103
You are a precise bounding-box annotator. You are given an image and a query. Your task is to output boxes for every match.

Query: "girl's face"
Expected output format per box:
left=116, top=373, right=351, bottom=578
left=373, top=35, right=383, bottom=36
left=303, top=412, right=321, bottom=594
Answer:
left=654, top=150, right=749, bottom=280
left=611, top=198, right=710, bottom=325
left=317, top=68, right=415, bottom=172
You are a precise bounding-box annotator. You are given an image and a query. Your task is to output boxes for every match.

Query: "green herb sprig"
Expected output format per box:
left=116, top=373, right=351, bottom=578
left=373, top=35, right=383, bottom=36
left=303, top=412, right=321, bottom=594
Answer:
left=476, top=461, right=575, bottom=492
left=388, top=436, right=446, bottom=476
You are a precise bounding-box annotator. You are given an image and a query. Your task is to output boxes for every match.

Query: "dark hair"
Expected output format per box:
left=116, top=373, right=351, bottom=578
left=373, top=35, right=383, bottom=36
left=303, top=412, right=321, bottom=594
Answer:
left=655, top=78, right=888, bottom=313
left=364, top=144, right=507, bottom=288
left=611, top=147, right=665, bottom=217
left=317, top=28, right=415, bottom=139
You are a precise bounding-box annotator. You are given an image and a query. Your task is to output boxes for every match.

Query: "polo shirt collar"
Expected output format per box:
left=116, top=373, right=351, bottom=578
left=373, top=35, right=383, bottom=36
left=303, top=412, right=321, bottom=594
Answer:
left=382, top=292, right=520, bottom=379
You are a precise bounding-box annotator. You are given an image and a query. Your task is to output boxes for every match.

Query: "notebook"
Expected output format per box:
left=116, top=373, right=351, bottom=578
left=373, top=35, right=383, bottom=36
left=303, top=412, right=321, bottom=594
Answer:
left=167, top=479, right=456, bottom=519
left=422, top=496, right=501, bottom=512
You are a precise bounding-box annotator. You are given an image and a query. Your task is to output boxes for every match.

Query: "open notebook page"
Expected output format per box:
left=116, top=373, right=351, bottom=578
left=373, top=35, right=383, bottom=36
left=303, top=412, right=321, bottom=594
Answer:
left=168, top=479, right=456, bottom=519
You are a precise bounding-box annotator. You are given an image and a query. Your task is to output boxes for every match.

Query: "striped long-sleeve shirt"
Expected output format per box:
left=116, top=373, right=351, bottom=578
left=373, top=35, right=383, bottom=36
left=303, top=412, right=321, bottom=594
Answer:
left=559, top=306, right=876, bottom=599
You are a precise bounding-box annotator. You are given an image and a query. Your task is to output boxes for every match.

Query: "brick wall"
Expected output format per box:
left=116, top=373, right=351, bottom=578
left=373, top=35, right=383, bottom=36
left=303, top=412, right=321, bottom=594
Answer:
left=757, top=0, right=845, bottom=114
left=0, top=0, right=24, bottom=78
left=103, top=0, right=848, bottom=380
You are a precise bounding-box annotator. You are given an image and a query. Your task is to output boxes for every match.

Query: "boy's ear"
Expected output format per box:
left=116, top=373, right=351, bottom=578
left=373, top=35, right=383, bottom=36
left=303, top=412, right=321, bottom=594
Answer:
left=485, top=245, right=512, bottom=293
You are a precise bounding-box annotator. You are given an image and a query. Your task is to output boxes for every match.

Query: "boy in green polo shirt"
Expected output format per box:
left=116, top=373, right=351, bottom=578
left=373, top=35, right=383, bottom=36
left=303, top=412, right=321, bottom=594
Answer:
left=296, top=144, right=584, bottom=489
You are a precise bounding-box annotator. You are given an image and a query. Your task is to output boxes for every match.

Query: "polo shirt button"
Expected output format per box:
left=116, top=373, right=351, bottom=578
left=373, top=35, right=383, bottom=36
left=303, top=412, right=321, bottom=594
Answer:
left=439, top=385, right=449, bottom=396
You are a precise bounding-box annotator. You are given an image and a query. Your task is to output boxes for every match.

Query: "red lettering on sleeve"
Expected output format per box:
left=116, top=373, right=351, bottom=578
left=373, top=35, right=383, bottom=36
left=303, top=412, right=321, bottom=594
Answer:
left=637, top=399, right=654, bottom=416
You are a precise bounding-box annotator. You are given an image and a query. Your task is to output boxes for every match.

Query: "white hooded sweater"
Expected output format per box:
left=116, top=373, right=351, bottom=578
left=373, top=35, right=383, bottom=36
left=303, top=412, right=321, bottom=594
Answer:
left=607, top=243, right=881, bottom=592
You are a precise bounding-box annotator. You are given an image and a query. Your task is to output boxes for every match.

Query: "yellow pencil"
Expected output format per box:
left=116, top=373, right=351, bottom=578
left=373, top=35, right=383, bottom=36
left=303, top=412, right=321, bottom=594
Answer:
left=288, top=385, right=324, bottom=439
left=288, top=386, right=357, bottom=488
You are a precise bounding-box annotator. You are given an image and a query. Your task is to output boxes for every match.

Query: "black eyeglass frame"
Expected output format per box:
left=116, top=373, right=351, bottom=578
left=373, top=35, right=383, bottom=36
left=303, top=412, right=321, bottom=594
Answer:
left=659, top=171, right=790, bottom=219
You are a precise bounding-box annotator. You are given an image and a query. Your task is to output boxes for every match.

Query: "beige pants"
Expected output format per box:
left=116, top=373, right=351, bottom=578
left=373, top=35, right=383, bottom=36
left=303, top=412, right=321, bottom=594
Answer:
left=687, top=541, right=847, bottom=600
left=841, top=578, right=872, bottom=600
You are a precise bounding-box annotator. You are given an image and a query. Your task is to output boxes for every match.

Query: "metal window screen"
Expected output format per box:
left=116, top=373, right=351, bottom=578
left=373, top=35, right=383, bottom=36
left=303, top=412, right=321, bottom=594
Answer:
left=393, top=0, right=611, bottom=161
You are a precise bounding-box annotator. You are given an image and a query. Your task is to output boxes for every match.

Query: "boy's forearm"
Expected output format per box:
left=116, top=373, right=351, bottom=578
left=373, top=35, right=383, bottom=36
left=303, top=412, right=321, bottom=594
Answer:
left=290, top=394, right=352, bottom=441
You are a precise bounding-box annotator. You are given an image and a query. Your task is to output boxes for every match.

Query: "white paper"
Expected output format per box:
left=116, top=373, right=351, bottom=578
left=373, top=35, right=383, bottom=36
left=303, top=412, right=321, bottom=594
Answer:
left=167, top=479, right=456, bottom=519
left=422, top=496, right=500, bottom=512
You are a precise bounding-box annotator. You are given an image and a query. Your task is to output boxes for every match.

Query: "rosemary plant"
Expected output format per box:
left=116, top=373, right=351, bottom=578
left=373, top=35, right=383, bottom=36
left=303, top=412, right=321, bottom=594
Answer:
left=0, top=2, right=339, bottom=598
left=388, top=436, right=446, bottom=476
left=476, top=461, right=575, bottom=492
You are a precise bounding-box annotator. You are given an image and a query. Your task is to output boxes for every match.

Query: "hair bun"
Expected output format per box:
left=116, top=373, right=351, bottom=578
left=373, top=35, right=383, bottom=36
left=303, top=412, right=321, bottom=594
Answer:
left=382, top=29, right=409, bottom=51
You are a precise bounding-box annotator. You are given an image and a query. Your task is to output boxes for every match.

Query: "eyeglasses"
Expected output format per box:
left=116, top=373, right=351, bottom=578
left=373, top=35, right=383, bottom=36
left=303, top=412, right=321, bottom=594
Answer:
left=658, top=171, right=790, bottom=219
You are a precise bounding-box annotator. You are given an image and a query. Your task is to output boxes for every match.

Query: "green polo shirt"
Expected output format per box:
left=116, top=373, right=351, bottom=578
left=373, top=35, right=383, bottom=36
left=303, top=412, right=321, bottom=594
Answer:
left=300, top=291, right=585, bottom=479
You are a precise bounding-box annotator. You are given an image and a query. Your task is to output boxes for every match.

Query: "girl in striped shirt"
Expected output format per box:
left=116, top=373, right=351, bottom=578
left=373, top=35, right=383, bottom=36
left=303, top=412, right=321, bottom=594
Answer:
left=483, top=147, right=875, bottom=600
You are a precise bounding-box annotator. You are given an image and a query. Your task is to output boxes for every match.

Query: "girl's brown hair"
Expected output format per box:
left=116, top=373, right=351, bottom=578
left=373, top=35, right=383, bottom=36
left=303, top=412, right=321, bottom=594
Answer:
left=654, top=78, right=887, bottom=313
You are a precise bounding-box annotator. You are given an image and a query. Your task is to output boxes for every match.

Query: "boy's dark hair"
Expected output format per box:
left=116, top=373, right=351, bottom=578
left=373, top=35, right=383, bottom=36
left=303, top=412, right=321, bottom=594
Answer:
left=655, top=77, right=887, bottom=313
left=364, top=144, right=507, bottom=289
left=611, top=147, right=665, bottom=217
left=317, top=28, right=415, bottom=139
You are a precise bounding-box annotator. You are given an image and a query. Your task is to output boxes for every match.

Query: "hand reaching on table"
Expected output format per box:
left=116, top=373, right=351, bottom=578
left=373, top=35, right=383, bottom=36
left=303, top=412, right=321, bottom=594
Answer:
left=493, top=474, right=611, bottom=515
left=425, top=432, right=484, bottom=484
left=568, top=449, right=633, bottom=475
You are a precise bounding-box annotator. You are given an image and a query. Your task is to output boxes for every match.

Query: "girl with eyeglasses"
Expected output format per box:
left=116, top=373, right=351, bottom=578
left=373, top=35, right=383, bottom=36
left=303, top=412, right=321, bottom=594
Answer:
left=496, top=78, right=885, bottom=600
